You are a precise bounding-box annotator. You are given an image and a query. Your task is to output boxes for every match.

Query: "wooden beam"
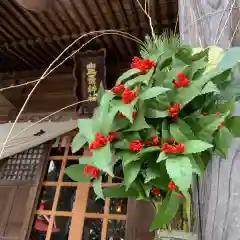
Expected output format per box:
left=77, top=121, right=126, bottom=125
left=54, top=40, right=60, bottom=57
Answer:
left=179, top=1, right=240, bottom=239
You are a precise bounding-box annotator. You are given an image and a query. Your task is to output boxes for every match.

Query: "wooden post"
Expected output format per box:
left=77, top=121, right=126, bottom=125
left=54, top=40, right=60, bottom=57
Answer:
left=179, top=1, right=240, bottom=239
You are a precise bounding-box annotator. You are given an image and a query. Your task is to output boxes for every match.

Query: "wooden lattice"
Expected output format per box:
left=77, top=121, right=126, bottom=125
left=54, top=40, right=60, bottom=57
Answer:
left=0, top=144, right=45, bottom=181
left=31, top=135, right=128, bottom=240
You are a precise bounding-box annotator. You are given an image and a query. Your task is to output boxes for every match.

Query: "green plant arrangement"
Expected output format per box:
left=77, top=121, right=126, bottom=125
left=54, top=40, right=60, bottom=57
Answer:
left=65, top=34, right=240, bottom=231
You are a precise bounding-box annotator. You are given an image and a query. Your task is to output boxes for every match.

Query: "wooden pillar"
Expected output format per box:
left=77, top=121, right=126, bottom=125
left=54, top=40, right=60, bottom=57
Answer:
left=179, top=1, right=240, bottom=239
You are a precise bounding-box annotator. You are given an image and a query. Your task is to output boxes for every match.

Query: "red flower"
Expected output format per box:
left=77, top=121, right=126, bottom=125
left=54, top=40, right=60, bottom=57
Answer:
left=168, top=104, right=181, bottom=118
left=91, top=167, right=99, bottom=178
left=83, top=165, right=99, bottom=179
left=177, top=72, right=185, bottom=80
left=168, top=181, right=176, bottom=190
left=177, top=193, right=184, bottom=198
left=175, top=142, right=185, bottom=153
left=152, top=136, right=160, bottom=146
left=107, top=131, right=118, bottom=143
left=89, top=132, right=107, bottom=149
left=161, top=142, right=184, bottom=153
left=151, top=187, right=161, bottom=195
left=132, top=111, right=137, bottom=119
left=131, top=56, right=155, bottom=72
left=202, top=112, right=207, bottom=116
left=111, top=84, right=125, bottom=94
left=122, top=88, right=137, bottom=104
left=218, top=121, right=225, bottom=129
left=129, top=140, right=143, bottom=152
left=173, top=72, right=190, bottom=88
left=216, top=111, right=221, bottom=115
left=169, top=137, right=175, bottom=143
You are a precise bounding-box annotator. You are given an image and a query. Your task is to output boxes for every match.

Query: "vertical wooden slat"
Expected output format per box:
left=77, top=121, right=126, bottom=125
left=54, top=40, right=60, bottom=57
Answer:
left=69, top=183, right=90, bottom=240
left=45, top=139, right=70, bottom=240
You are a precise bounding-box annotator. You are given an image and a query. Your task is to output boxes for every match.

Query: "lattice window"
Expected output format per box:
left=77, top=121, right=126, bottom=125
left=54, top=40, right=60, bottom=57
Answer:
left=30, top=135, right=128, bottom=240
left=0, top=144, right=45, bottom=181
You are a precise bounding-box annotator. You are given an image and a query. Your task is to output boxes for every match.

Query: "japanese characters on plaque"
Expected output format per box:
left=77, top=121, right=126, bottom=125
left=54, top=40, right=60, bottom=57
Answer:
left=86, top=62, right=97, bottom=102
left=74, top=49, right=106, bottom=116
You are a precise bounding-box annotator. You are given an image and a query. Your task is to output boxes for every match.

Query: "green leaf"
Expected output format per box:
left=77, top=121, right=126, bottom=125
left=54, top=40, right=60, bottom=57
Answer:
left=125, top=103, right=150, bottom=131
left=137, top=146, right=160, bottom=156
left=112, top=99, right=136, bottom=123
left=125, top=69, right=154, bottom=87
left=71, top=132, right=87, bottom=153
left=226, top=116, right=240, bottom=137
left=93, top=176, right=104, bottom=199
left=64, top=164, right=91, bottom=182
left=123, top=161, right=142, bottom=190
left=157, top=151, right=167, bottom=163
left=103, top=185, right=139, bottom=198
left=170, top=120, right=194, bottom=143
left=162, top=119, right=170, bottom=141
left=101, top=107, right=118, bottom=135
left=214, top=126, right=234, bottom=158
left=140, top=87, right=170, bottom=100
left=144, top=161, right=162, bottom=183
left=183, top=140, right=213, bottom=154
left=117, top=68, right=141, bottom=84
left=78, top=119, right=94, bottom=141
left=150, top=191, right=180, bottom=231
left=197, top=113, right=228, bottom=141
left=201, top=81, right=220, bottom=95
left=189, top=154, right=204, bottom=177
left=114, top=139, right=130, bottom=150
left=120, top=151, right=140, bottom=166
left=92, top=143, right=113, bottom=176
left=217, top=47, right=240, bottom=70
left=206, top=46, right=224, bottom=72
left=166, top=156, right=193, bottom=196
left=97, top=82, right=105, bottom=103
left=145, top=108, right=168, bottom=118
left=78, top=156, right=92, bottom=165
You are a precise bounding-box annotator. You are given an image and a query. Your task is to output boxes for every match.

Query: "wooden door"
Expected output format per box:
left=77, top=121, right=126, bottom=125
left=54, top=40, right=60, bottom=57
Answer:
left=30, top=136, right=129, bottom=240
left=0, top=144, right=48, bottom=240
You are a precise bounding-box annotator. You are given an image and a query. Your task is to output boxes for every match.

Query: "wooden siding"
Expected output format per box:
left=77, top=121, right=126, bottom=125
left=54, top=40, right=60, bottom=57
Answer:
left=179, top=0, right=240, bottom=239
left=0, top=144, right=49, bottom=240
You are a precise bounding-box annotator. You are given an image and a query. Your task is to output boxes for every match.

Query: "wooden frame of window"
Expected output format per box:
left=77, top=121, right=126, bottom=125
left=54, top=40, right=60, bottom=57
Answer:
left=33, top=135, right=128, bottom=240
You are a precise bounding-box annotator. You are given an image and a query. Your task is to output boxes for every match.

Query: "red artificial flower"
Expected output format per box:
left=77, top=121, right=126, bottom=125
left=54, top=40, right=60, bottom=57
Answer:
left=175, top=142, right=185, bottom=153
left=152, top=136, right=160, bottom=146
left=173, top=72, right=190, bottom=88
left=169, top=137, right=175, bottom=143
left=129, top=140, right=143, bottom=152
left=161, top=143, right=174, bottom=153
left=91, top=167, right=99, bottom=178
left=168, top=104, right=181, bottom=118
left=151, top=187, right=161, bottom=195
left=122, top=88, right=137, bottom=104
left=131, top=56, right=155, bottom=72
left=216, top=111, right=221, bottom=115
left=89, top=132, right=107, bottom=149
left=202, top=112, right=207, bottom=116
left=177, top=72, right=186, bottom=80
left=107, top=131, right=118, bottom=143
left=168, top=181, right=177, bottom=190
left=111, top=84, right=125, bottom=94
left=83, top=165, right=99, bottom=179
left=218, top=121, right=225, bottom=129
left=132, top=111, right=137, bottom=119
left=161, top=142, right=184, bottom=153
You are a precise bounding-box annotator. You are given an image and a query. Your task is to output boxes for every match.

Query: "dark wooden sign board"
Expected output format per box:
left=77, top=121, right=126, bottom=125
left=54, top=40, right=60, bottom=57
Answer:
left=73, top=49, right=106, bottom=117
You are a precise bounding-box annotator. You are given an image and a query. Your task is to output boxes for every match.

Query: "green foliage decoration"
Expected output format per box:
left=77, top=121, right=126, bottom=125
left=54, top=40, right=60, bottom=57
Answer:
left=65, top=34, right=240, bottom=231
